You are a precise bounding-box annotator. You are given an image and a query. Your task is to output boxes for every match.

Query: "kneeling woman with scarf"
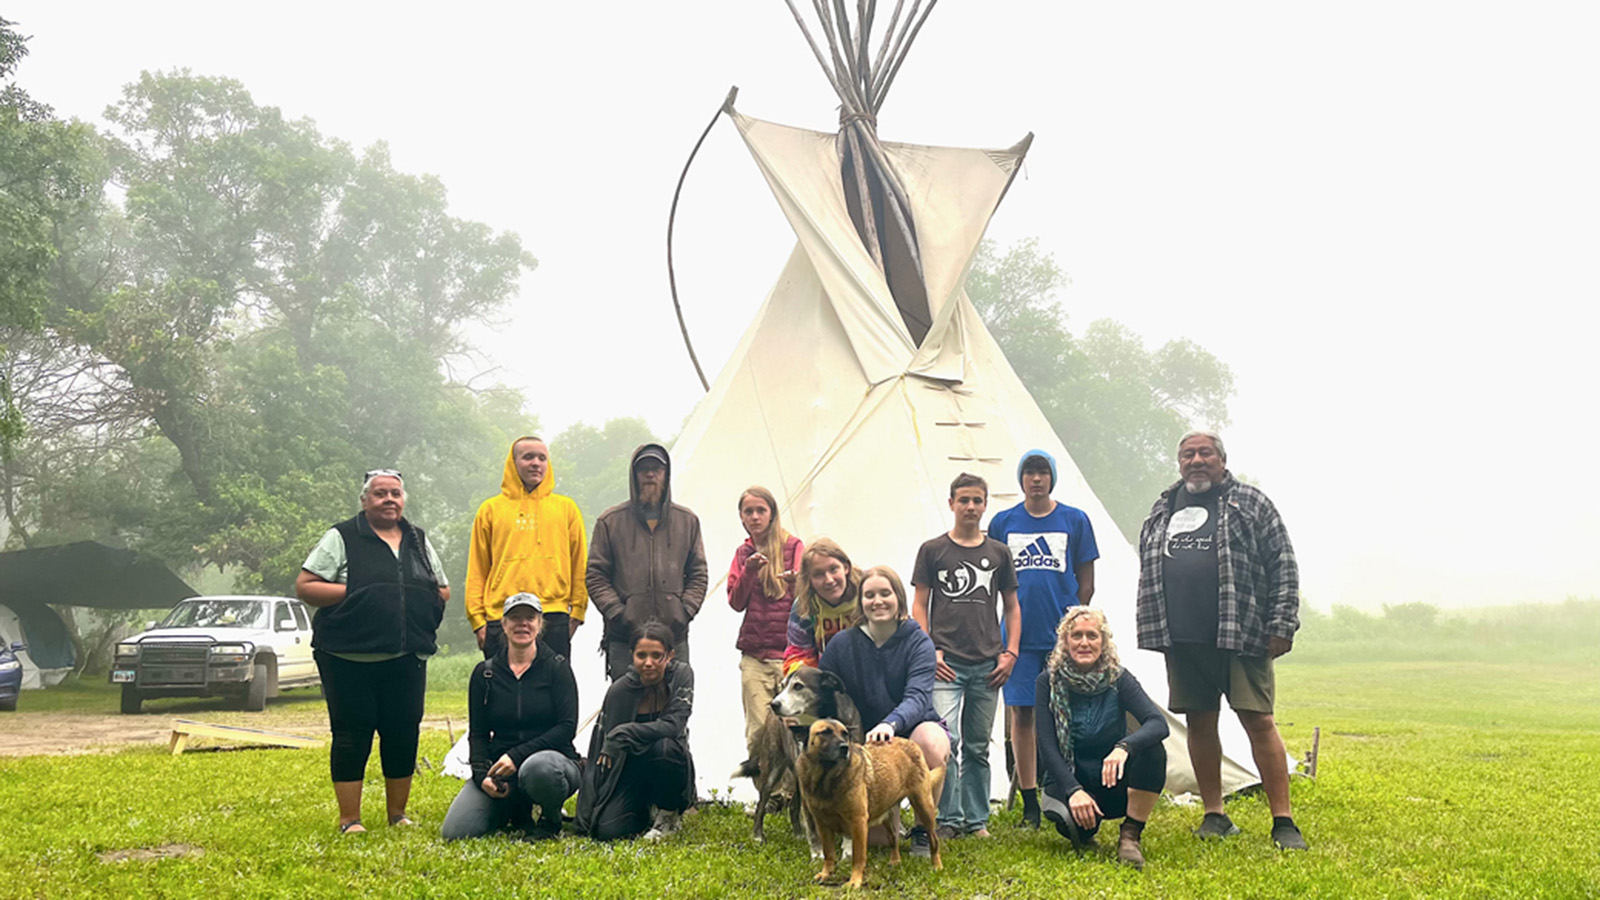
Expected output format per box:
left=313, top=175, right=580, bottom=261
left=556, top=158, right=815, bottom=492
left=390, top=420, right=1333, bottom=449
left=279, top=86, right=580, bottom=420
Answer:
left=576, top=621, right=696, bottom=840
left=1035, top=607, right=1168, bottom=869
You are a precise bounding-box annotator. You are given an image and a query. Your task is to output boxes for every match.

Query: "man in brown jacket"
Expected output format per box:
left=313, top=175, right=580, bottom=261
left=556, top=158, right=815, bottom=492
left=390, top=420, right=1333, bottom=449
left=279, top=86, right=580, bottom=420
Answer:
left=586, top=443, right=709, bottom=679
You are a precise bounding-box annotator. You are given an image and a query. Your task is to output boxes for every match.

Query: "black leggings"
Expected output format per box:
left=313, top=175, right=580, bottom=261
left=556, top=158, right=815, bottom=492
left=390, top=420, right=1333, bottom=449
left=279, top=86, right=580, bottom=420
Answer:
left=592, top=739, right=693, bottom=841
left=315, top=651, right=427, bottom=782
left=1073, top=741, right=1167, bottom=830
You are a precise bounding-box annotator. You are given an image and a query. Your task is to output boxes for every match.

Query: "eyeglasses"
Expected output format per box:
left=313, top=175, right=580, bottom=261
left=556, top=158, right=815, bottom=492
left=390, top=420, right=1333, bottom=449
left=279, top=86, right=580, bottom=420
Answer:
left=363, top=468, right=403, bottom=482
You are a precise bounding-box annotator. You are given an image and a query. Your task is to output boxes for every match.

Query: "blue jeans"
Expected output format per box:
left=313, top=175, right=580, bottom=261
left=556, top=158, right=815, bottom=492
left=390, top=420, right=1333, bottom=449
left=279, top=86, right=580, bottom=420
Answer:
left=931, top=657, right=999, bottom=831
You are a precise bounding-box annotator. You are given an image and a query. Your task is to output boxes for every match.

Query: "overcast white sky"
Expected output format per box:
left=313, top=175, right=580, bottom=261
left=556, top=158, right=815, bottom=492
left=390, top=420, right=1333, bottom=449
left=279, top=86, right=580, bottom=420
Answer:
left=10, top=2, right=1599, bottom=611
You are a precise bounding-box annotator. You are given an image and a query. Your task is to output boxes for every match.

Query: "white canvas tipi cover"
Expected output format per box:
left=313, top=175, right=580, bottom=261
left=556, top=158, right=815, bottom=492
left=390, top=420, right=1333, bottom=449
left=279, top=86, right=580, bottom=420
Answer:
left=671, top=111, right=1259, bottom=800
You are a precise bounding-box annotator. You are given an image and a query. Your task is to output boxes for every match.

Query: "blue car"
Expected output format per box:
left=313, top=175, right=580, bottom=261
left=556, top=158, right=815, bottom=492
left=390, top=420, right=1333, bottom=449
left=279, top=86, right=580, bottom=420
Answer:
left=0, top=636, right=23, bottom=712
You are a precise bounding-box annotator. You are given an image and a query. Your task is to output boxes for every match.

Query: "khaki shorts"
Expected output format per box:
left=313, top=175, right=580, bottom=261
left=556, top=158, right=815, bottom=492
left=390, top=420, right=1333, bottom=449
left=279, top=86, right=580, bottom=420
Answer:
left=1163, top=643, right=1275, bottom=714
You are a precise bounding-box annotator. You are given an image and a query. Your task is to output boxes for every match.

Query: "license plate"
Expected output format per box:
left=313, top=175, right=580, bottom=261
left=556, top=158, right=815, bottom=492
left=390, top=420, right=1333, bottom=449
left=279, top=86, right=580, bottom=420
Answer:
left=111, top=670, right=135, bottom=683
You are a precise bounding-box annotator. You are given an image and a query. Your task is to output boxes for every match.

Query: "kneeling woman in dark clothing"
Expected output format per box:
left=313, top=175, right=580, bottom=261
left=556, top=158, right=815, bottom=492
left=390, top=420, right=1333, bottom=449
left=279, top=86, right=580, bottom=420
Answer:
left=441, top=593, right=581, bottom=841
left=1036, top=606, right=1168, bottom=869
left=576, top=621, right=696, bottom=841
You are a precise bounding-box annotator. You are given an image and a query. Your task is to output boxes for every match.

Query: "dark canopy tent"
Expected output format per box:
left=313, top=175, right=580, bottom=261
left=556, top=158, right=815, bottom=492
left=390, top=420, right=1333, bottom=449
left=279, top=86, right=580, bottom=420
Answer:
left=0, top=541, right=197, bottom=671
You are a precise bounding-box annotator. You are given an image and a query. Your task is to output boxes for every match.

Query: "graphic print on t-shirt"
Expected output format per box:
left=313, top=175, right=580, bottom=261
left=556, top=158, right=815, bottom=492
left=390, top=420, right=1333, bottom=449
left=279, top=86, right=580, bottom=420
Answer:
left=937, top=557, right=998, bottom=602
left=1165, top=506, right=1213, bottom=558
left=1007, top=532, right=1068, bottom=574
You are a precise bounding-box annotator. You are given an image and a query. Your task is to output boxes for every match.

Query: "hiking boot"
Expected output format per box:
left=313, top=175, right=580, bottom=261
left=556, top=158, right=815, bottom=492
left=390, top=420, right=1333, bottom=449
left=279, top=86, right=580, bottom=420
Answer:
left=908, top=827, right=932, bottom=858
left=522, top=817, right=561, bottom=842
left=1194, top=812, right=1241, bottom=840
left=642, top=808, right=682, bottom=842
left=935, top=824, right=961, bottom=842
left=1117, top=822, right=1145, bottom=870
left=1271, top=821, right=1309, bottom=851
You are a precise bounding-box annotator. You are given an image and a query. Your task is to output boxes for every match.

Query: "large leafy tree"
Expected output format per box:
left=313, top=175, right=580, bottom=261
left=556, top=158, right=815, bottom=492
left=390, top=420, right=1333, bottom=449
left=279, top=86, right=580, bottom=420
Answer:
left=3, top=68, right=537, bottom=608
left=967, top=239, right=1235, bottom=539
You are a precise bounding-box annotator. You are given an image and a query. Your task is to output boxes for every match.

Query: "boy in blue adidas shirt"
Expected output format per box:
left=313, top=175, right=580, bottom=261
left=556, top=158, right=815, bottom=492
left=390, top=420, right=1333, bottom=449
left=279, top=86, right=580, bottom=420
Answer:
left=987, top=449, right=1100, bottom=828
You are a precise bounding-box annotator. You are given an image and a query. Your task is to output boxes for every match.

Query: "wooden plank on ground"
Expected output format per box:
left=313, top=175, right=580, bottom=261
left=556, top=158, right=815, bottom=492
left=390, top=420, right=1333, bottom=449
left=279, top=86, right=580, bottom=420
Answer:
left=169, top=719, right=322, bottom=755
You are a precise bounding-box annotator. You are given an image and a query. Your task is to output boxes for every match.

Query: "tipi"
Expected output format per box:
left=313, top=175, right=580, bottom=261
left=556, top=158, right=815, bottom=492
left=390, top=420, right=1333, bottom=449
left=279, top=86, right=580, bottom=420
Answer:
left=668, top=3, right=1261, bottom=801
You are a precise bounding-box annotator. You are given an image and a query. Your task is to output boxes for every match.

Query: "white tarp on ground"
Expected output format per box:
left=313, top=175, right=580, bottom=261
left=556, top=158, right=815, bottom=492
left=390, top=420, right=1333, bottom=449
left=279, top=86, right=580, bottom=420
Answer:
left=666, top=111, right=1261, bottom=803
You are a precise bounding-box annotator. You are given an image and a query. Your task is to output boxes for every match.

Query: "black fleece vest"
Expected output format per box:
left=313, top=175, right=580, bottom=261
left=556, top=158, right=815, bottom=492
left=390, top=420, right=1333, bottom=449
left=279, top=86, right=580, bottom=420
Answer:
left=311, top=514, right=444, bottom=655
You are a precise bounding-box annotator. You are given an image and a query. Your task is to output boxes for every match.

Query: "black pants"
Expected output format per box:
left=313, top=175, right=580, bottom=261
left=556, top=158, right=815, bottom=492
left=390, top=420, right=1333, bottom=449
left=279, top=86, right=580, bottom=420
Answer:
left=482, top=613, right=572, bottom=662
left=1069, top=742, right=1167, bottom=833
left=314, top=651, right=427, bottom=782
left=592, top=739, right=693, bottom=841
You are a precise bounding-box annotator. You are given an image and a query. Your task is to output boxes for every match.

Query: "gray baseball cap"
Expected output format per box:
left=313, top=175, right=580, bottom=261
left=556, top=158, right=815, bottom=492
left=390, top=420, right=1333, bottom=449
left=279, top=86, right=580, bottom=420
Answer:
left=502, top=593, right=544, bottom=616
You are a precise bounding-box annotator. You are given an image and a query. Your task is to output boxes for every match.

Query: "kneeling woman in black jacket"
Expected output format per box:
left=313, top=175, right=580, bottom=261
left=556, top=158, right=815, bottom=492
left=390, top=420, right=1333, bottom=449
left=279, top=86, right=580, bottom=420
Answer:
left=1036, top=607, right=1168, bottom=869
left=441, top=593, right=580, bottom=841
left=576, top=621, right=696, bottom=841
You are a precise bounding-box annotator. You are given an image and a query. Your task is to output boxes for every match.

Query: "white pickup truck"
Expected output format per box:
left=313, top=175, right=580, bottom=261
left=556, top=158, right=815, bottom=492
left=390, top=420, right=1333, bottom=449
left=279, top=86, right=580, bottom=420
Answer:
left=111, top=595, right=319, bottom=714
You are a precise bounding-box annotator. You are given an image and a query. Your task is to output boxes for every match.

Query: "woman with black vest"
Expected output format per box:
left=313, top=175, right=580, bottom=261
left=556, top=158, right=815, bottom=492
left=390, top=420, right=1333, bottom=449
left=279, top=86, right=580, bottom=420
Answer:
left=296, top=470, right=449, bottom=834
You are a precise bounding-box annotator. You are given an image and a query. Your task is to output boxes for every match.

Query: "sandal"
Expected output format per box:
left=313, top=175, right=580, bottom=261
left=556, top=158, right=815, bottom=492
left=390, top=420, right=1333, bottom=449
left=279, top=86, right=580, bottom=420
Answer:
left=338, top=820, right=366, bottom=834
left=388, top=813, right=416, bottom=827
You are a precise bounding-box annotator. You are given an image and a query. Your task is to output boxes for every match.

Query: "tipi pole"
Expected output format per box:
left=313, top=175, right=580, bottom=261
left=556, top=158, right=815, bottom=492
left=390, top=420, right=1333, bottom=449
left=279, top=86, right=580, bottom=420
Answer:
left=665, top=86, right=740, bottom=393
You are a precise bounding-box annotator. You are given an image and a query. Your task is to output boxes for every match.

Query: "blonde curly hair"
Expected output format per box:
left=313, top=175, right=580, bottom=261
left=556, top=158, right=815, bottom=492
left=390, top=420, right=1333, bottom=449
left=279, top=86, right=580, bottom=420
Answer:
left=1046, top=606, right=1120, bottom=675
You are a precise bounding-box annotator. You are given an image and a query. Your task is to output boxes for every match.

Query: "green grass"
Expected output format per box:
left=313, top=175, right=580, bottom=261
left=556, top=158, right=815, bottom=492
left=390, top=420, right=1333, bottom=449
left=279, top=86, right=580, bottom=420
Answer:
left=3, top=615, right=1598, bottom=898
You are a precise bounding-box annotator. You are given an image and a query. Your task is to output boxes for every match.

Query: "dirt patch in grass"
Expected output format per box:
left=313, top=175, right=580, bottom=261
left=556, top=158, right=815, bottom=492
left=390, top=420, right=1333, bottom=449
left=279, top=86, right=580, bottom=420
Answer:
left=0, top=711, right=459, bottom=757
left=97, top=843, right=204, bottom=863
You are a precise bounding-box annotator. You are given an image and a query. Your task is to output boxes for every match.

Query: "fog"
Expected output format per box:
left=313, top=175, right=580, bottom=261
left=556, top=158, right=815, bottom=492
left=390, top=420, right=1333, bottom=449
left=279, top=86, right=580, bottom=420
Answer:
left=10, top=1, right=1598, bottom=612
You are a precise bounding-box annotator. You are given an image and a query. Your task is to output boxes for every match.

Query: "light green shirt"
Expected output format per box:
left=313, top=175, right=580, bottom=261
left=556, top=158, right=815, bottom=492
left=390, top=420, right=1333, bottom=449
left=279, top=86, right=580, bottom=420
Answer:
left=302, top=526, right=449, bottom=662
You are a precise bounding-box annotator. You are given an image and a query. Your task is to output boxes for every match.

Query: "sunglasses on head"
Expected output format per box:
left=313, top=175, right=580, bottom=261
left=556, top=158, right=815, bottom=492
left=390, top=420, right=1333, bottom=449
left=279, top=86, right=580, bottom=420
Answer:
left=364, top=468, right=403, bottom=482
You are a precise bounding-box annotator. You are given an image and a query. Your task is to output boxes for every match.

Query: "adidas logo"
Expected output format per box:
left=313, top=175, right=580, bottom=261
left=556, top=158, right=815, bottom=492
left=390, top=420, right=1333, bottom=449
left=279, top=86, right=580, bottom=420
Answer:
left=1016, top=536, right=1062, bottom=571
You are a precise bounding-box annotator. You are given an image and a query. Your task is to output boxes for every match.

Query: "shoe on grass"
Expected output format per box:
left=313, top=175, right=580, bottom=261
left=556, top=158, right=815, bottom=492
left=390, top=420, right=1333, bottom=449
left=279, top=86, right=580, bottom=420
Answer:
left=1019, top=807, right=1041, bottom=830
left=908, top=827, right=932, bottom=858
left=642, top=808, right=682, bottom=842
left=1271, top=821, right=1309, bottom=851
left=1194, top=812, right=1241, bottom=840
left=1117, top=822, right=1145, bottom=870
left=935, top=824, right=960, bottom=841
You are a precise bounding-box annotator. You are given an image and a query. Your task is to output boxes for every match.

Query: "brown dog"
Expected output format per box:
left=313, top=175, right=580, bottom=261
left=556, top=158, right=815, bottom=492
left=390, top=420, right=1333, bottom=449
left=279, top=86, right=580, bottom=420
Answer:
left=732, top=667, right=863, bottom=844
left=796, top=718, right=943, bottom=889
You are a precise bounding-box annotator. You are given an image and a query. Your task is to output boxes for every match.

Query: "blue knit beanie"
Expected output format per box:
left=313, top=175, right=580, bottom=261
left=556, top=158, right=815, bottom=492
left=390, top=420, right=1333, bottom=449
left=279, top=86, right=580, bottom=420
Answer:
left=1018, top=449, right=1057, bottom=490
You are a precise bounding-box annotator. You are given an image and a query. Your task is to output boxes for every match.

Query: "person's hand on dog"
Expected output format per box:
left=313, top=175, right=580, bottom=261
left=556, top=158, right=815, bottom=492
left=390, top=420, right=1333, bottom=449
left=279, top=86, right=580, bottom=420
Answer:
left=1101, top=747, right=1128, bottom=788
left=934, top=649, right=957, bottom=682
left=480, top=776, right=510, bottom=798
left=866, top=723, right=895, bottom=744
left=986, top=651, right=1016, bottom=689
left=1069, top=788, right=1103, bottom=830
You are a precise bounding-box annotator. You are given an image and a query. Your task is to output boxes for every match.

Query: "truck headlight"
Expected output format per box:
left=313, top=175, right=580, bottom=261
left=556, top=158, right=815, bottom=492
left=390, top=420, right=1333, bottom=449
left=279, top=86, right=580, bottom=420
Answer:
left=115, top=643, right=141, bottom=658
left=209, top=643, right=253, bottom=664
left=0, top=659, right=19, bottom=672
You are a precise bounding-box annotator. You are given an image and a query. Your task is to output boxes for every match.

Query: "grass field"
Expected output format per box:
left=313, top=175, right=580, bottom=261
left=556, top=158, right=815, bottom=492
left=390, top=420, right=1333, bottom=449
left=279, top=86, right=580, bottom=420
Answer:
left=2, top=602, right=1597, bottom=898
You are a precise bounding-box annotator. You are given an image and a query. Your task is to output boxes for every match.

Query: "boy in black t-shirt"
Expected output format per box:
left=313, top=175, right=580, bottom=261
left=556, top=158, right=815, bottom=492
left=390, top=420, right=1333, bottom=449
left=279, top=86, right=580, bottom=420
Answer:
left=912, top=473, right=1020, bottom=838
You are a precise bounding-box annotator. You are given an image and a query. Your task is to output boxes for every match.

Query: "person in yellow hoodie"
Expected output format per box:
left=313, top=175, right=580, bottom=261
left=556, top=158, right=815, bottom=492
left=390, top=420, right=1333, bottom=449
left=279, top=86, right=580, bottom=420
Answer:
left=466, top=437, right=588, bottom=661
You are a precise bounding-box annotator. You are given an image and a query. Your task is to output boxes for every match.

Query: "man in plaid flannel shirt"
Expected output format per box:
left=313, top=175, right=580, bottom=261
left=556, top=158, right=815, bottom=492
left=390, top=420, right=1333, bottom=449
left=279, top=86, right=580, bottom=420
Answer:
left=1136, top=430, right=1307, bottom=851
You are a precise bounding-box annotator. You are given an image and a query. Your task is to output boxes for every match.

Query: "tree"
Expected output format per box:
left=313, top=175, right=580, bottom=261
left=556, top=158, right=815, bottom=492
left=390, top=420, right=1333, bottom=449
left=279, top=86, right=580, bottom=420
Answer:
left=0, top=17, right=106, bottom=456
left=966, top=239, right=1235, bottom=539
left=0, top=68, right=538, bottom=615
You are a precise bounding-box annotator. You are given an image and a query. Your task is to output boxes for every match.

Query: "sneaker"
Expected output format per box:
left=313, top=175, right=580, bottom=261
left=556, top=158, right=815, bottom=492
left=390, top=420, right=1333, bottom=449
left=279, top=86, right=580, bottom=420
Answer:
left=1271, top=821, right=1309, bottom=851
left=1045, top=809, right=1097, bottom=849
left=1194, top=812, right=1241, bottom=840
left=935, top=824, right=961, bottom=842
left=642, top=808, right=682, bottom=842
left=908, top=827, right=932, bottom=858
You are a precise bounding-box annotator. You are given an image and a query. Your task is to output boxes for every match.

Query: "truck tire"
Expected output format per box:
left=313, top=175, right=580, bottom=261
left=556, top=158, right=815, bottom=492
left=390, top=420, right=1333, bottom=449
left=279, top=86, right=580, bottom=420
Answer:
left=0, top=696, right=16, bottom=712
left=242, top=662, right=270, bottom=711
left=120, top=685, right=143, bottom=715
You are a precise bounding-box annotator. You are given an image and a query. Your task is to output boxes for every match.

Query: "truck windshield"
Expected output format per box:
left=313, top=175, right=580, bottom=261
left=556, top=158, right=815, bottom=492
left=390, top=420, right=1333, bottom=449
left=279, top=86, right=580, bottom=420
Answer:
left=159, top=600, right=269, bottom=630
